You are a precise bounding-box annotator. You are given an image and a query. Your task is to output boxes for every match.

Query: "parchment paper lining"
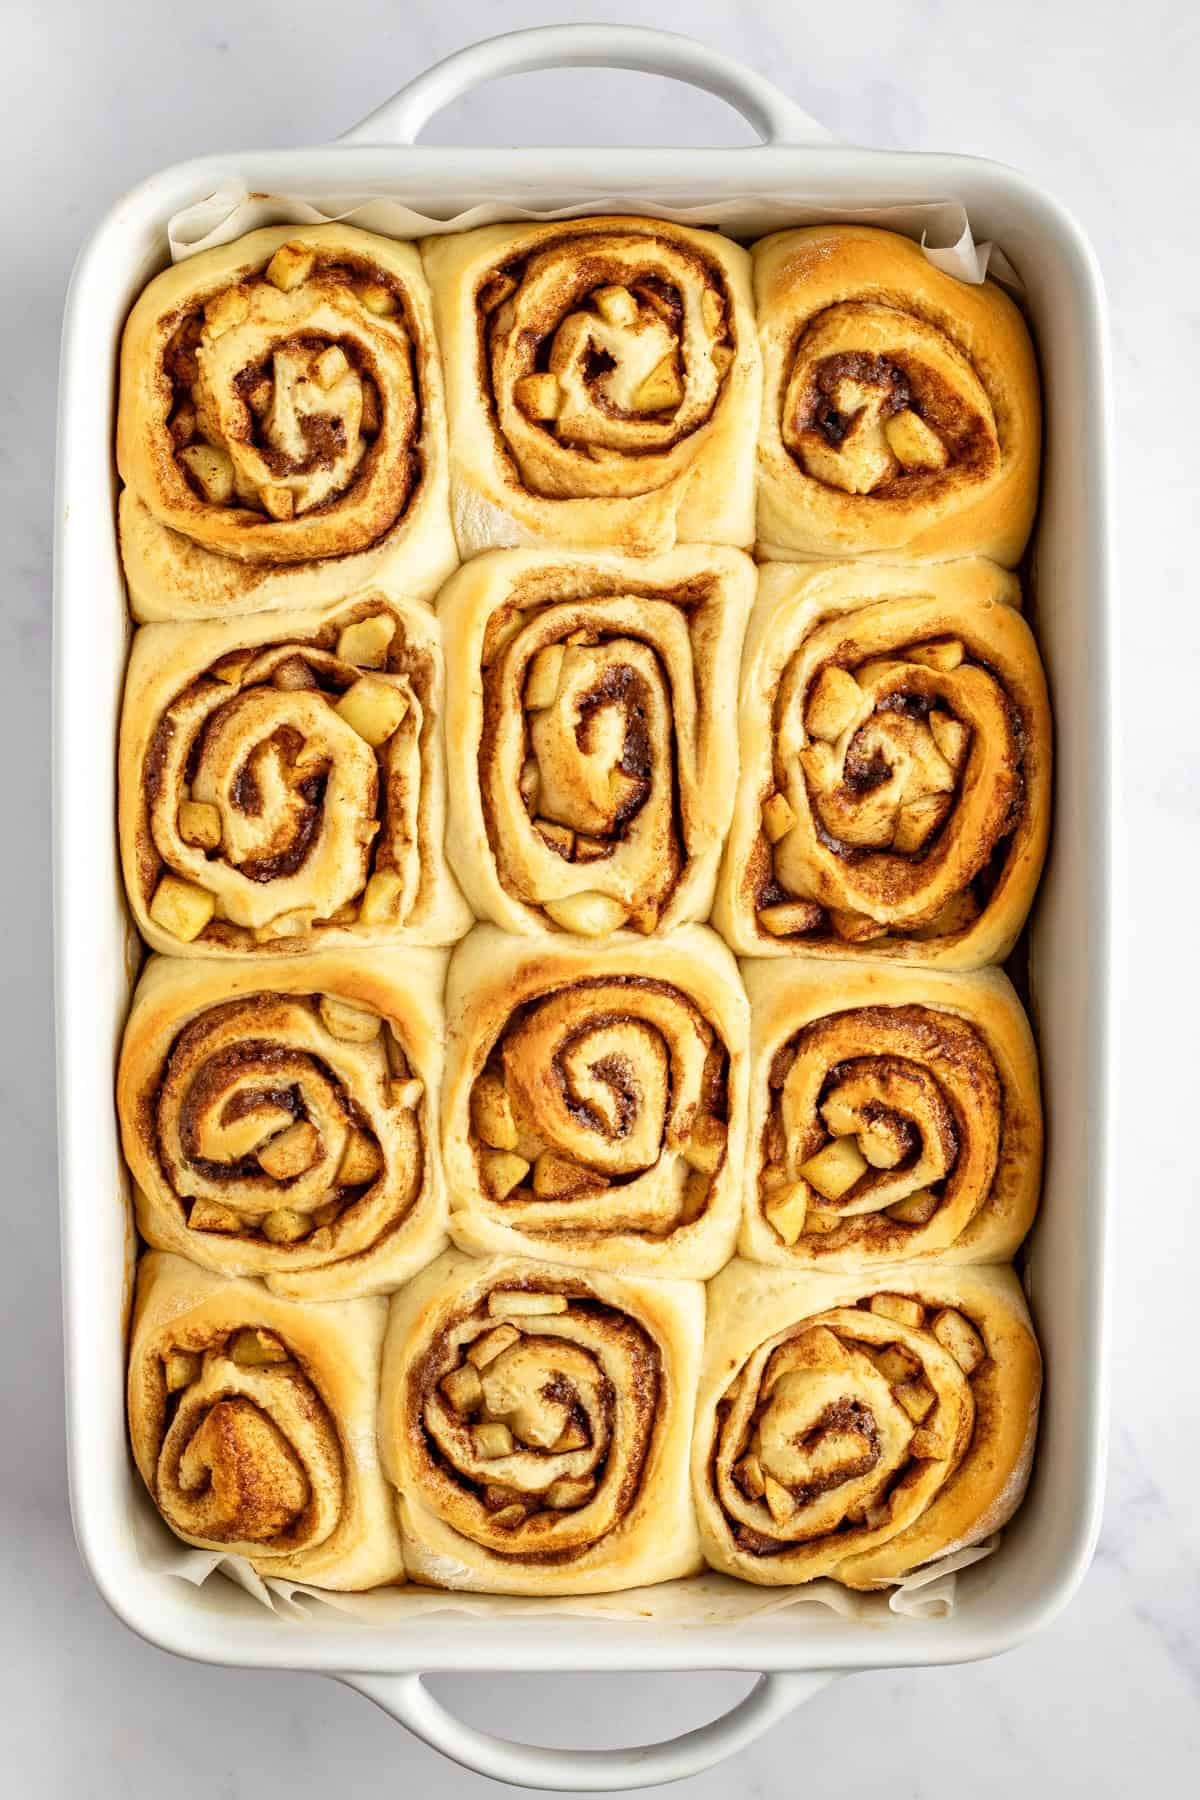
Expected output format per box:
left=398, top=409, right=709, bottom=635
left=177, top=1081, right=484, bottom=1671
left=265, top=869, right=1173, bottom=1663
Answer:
left=136, top=179, right=1017, bottom=1629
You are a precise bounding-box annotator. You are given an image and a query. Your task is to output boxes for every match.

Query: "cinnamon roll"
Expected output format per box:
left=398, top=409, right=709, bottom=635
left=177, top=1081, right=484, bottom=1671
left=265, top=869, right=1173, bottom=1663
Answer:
left=118, top=950, right=446, bottom=1300
left=693, top=1260, right=1040, bottom=1588
left=117, top=225, right=456, bottom=621
left=442, top=926, right=748, bottom=1279
left=118, top=594, right=471, bottom=956
left=422, top=216, right=760, bottom=555
left=439, top=546, right=753, bottom=939
left=713, top=560, right=1051, bottom=968
left=741, top=958, right=1041, bottom=1268
left=380, top=1250, right=704, bottom=1595
left=128, top=1253, right=403, bottom=1589
left=755, top=226, right=1040, bottom=566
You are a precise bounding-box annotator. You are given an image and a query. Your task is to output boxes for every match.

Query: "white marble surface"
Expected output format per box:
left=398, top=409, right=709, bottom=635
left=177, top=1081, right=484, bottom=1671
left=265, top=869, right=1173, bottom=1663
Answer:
left=4, top=0, right=1197, bottom=1791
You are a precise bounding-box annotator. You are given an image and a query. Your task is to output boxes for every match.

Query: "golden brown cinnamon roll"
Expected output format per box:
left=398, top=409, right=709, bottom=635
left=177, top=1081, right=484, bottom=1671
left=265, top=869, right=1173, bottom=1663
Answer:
left=422, top=217, right=760, bottom=555
left=693, top=1260, right=1040, bottom=1588
left=118, top=594, right=470, bottom=956
left=741, top=958, right=1041, bottom=1268
left=128, top=1253, right=403, bottom=1589
left=713, top=560, right=1051, bottom=968
left=442, top=926, right=748, bottom=1279
left=439, top=546, right=753, bottom=939
left=118, top=950, right=445, bottom=1300
left=755, top=226, right=1040, bottom=566
left=117, top=225, right=456, bottom=621
left=381, top=1251, right=703, bottom=1594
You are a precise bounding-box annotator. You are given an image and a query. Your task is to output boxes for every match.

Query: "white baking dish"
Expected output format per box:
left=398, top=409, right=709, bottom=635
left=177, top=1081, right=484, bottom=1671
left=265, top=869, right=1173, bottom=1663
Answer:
left=53, top=24, right=1115, bottom=1791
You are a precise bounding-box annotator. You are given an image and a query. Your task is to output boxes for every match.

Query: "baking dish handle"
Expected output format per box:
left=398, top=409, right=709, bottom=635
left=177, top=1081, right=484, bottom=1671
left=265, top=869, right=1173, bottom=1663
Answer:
left=335, top=1669, right=833, bottom=1790
left=337, top=24, right=833, bottom=148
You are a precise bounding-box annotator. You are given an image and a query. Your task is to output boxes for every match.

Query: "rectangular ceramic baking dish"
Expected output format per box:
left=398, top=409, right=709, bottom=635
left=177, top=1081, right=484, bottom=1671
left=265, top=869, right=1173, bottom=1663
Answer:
left=53, top=24, right=1115, bottom=1791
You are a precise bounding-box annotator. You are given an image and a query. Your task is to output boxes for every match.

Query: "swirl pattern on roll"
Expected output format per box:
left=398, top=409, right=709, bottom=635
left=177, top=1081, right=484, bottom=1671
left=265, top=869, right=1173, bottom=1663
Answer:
left=742, top=957, right=1041, bottom=1268
left=442, top=926, right=748, bottom=1278
left=714, top=561, right=1051, bottom=969
left=440, top=548, right=752, bottom=939
left=118, top=952, right=446, bottom=1300
left=423, top=217, right=760, bottom=553
left=755, top=226, right=1040, bottom=565
left=380, top=1252, right=704, bottom=1594
left=693, top=1262, right=1041, bottom=1588
left=127, top=1254, right=402, bottom=1588
left=116, top=224, right=455, bottom=619
left=120, top=596, right=470, bottom=954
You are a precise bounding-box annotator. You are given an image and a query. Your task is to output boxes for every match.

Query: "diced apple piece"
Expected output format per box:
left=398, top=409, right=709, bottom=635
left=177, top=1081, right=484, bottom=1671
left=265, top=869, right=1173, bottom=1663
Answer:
left=594, top=285, right=638, bottom=327
left=684, top=1114, right=727, bottom=1175
left=884, top=410, right=948, bottom=471
left=229, top=1328, right=289, bottom=1367
left=798, top=1137, right=867, bottom=1202
left=356, top=281, right=397, bottom=316
left=535, top=819, right=575, bottom=857
left=907, top=638, right=964, bottom=673
left=259, top=484, right=296, bottom=521
left=257, top=1121, right=321, bottom=1180
left=515, top=373, right=563, bottom=420
left=178, top=800, right=222, bottom=850
left=757, top=900, right=824, bottom=938
left=574, top=834, right=609, bottom=861
left=440, top=1364, right=484, bottom=1414
left=762, top=792, right=797, bottom=843
left=318, top=995, right=381, bottom=1042
left=542, top=892, right=627, bottom=936
left=929, top=713, right=969, bottom=768
left=358, top=869, right=403, bottom=924
left=188, top=1198, right=243, bottom=1234
left=518, top=759, right=540, bottom=810
left=203, top=287, right=250, bottom=336
left=313, top=344, right=349, bottom=389
left=736, top=1453, right=765, bottom=1500
left=679, top=1168, right=710, bottom=1224
left=886, top=1188, right=940, bottom=1226
left=874, top=1343, right=921, bottom=1385
left=829, top=908, right=888, bottom=944
left=180, top=444, right=235, bottom=505
left=910, top=1421, right=953, bottom=1460
left=798, top=741, right=840, bottom=792
left=210, top=649, right=253, bottom=685
left=266, top=242, right=315, bottom=291
left=488, top=1291, right=568, bottom=1318
left=466, top=1324, right=521, bottom=1369
left=390, top=1077, right=423, bottom=1110
left=471, top=1072, right=518, bottom=1151
left=479, top=1148, right=530, bottom=1200
left=337, top=1129, right=383, bottom=1186
left=805, top=666, right=864, bottom=742
left=546, top=1477, right=596, bottom=1510
left=908, top=890, right=980, bottom=941
left=261, top=1208, right=311, bottom=1244
left=524, top=644, right=565, bottom=709
left=474, top=1422, right=515, bottom=1459
left=553, top=1423, right=589, bottom=1453
left=632, top=354, right=683, bottom=412
left=712, top=343, right=735, bottom=374
left=856, top=1116, right=910, bottom=1174
left=272, top=655, right=317, bottom=691
left=253, top=908, right=315, bottom=944
left=336, top=613, right=396, bottom=669
left=896, top=1379, right=936, bottom=1423
left=149, top=874, right=215, bottom=942
left=802, top=1210, right=842, bottom=1235
left=931, top=1307, right=986, bottom=1374
left=763, top=1476, right=795, bottom=1525
left=869, top=1293, right=924, bottom=1328
left=335, top=675, right=410, bottom=746
left=893, top=795, right=950, bottom=854
left=164, top=1350, right=201, bottom=1392
left=532, top=1152, right=604, bottom=1200
left=764, top=1179, right=808, bottom=1246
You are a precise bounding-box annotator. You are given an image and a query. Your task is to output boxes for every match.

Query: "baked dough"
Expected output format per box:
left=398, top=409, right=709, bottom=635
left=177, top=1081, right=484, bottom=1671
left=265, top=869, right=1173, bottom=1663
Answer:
left=117, top=225, right=456, bottom=620
left=442, top=925, right=748, bottom=1279
left=128, top=1252, right=403, bottom=1589
left=118, top=593, right=471, bottom=956
left=713, top=559, right=1051, bottom=968
left=740, top=957, right=1041, bottom=1268
left=692, top=1259, right=1040, bottom=1587
left=438, top=545, right=753, bottom=938
left=380, top=1250, right=704, bottom=1594
left=118, top=949, right=447, bottom=1300
left=755, top=226, right=1040, bottom=565
left=422, top=216, right=760, bottom=554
